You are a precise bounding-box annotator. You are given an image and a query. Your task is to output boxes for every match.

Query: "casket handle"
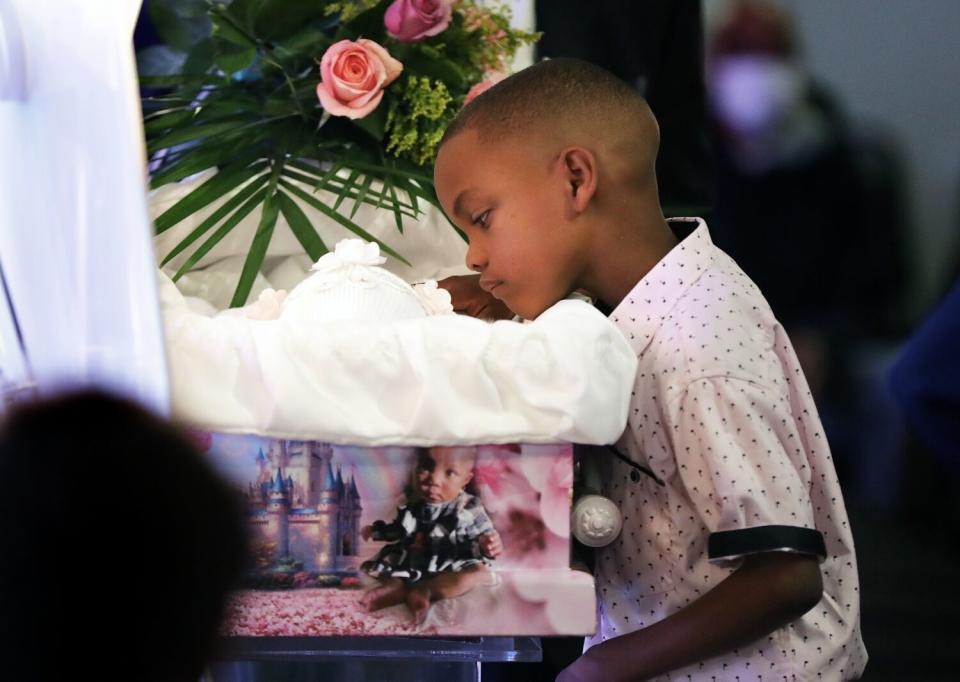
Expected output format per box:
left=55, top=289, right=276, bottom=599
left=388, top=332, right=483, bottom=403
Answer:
left=572, top=494, right=623, bottom=548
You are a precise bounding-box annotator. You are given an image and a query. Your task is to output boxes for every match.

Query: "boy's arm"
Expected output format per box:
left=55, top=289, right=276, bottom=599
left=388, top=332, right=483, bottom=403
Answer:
left=437, top=274, right=515, bottom=320
left=558, top=551, right=822, bottom=682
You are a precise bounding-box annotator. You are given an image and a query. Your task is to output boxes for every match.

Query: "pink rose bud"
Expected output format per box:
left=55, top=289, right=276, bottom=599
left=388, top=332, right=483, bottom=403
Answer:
left=464, top=72, right=507, bottom=106
left=316, top=39, right=403, bottom=119
left=384, top=0, right=453, bottom=43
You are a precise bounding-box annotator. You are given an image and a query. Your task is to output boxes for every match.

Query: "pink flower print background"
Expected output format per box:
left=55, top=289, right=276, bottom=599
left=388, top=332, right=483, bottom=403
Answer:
left=475, top=443, right=571, bottom=570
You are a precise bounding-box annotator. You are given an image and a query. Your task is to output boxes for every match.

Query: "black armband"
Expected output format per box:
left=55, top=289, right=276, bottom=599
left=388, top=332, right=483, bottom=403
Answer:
left=708, top=525, right=827, bottom=562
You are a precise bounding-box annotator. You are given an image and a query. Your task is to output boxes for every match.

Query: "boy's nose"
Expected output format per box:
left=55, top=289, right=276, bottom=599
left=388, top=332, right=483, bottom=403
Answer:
left=466, top=240, right=487, bottom=272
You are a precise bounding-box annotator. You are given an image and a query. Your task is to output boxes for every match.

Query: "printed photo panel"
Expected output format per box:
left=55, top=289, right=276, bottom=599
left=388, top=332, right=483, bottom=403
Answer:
left=202, top=433, right=595, bottom=637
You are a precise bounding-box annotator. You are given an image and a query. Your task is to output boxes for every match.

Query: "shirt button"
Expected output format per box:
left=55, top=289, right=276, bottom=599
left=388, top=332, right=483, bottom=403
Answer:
left=630, top=469, right=641, bottom=483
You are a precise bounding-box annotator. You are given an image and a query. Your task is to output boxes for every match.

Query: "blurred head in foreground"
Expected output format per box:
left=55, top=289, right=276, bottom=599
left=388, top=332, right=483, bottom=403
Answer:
left=0, top=390, right=247, bottom=681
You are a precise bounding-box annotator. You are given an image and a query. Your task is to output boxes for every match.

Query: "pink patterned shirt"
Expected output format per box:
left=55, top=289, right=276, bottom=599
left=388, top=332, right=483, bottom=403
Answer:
left=586, top=218, right=867, bottom=680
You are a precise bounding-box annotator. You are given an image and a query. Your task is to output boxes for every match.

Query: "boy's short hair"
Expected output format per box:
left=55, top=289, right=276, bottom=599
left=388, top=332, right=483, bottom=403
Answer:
left=443, top=57, right=653, bottom=146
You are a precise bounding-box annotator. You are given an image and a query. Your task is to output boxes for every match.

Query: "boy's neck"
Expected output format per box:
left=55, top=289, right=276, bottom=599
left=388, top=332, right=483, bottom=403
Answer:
left=581, top=206, right=678, bottom=311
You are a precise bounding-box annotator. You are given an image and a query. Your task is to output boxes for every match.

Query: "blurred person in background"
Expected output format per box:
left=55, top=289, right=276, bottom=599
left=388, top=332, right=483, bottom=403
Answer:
left=890, top=278, right=960, bottom=471
left=706, top=0, right=909, bottom=492
left=0, top=391, right=247, bottom=682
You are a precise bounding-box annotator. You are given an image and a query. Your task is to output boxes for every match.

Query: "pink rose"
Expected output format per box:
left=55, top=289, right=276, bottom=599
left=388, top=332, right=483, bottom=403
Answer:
left=384, top=0, right=452, bottom=42
left=464, top=72, right=507, bottom=106
left=316, top=39, right=403, bottom=119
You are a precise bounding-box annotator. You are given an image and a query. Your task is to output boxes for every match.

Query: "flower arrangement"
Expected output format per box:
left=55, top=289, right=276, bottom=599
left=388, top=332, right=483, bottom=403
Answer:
left=142, top=0, right=538, bottom=306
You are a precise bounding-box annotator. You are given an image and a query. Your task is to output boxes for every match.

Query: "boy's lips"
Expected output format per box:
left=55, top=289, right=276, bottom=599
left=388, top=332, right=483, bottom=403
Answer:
left=480, top=279, right=503, bottom=296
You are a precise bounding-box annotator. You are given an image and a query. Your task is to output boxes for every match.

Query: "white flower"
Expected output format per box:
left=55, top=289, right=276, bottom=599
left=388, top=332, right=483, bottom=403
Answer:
left=311, top=238, right=386, bottom=273
left=411, top=280, right=454, bottom=316
left=245, top=288, right=288, bottom=320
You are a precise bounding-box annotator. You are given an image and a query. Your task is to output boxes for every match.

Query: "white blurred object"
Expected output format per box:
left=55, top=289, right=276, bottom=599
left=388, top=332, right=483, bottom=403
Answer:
left=410, top=279, right=454, bottom=316
left=265, top=253, right=314, bottom=292
left=281, top=239, right=427, bottom=324
left=0, top=0, right=169, bottom=413
left=571, top=495, right=622, bottom=548
left=0, top=0, right=27, bottom=101
left=241, top=288, right=287, bottom=321
left=160, top=256, right=637, bottom=445
left=167, top=255, right=275, bottom=312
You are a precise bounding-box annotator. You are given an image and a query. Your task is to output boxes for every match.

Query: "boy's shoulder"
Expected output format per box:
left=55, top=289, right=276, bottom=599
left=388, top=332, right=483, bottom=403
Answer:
left=609, top=219, right=789, bottom=390
left=645, top=252, right=784, bottom=386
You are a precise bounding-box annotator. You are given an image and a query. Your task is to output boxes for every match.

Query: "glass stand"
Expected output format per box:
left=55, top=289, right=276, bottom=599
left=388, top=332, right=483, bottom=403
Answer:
left=207, top=636, right=542, bottom=682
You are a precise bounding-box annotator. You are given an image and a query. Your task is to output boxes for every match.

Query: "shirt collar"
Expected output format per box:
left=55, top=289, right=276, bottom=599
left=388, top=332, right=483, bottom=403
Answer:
left=608, top=218, right=715, bottom=356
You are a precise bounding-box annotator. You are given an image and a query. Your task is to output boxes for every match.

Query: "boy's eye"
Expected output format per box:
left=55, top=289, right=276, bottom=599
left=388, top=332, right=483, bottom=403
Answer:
left=471, top=210, right=490, bottom=228
left=446, top=469, right=457, bottom=477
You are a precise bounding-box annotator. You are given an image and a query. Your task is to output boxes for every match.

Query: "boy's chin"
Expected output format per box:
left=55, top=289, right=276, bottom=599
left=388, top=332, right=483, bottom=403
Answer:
left=511, top=301, right=552, bottom=321
left=506, top=289, right=573, bottom=321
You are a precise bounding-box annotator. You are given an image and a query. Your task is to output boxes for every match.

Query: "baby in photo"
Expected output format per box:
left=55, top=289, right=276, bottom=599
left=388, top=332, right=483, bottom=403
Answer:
left=360, top=446, right=503, bottom=623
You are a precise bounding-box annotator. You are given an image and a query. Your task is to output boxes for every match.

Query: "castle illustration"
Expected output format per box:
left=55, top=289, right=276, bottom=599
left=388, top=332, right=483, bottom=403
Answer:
left=246, top=440, right=362, bottom=573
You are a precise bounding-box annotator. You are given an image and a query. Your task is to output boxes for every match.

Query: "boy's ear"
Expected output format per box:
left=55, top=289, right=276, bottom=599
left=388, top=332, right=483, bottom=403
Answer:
left=558, top=146, right=598, bottom=213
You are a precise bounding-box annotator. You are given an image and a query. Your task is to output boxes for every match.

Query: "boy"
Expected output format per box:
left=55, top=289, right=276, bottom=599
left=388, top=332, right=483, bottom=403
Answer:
left=434, top=59, right=866, bottom=680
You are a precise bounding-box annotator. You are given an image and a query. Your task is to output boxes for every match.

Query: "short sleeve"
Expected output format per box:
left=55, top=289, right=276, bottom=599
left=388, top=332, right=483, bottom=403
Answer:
left=668, top=376, right=826, bottom=562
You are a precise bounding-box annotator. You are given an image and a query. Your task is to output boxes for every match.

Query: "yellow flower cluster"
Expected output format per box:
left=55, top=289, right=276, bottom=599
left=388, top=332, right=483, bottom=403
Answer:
left=385, top=76, right=456, bottom=166
left=324, top=0, right=383, bottom=22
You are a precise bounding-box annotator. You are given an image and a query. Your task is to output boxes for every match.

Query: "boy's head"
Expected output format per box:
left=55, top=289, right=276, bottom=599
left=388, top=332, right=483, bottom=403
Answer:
left=414, top=446, right=476, bottom=504
left=0, top=391, right=247, bottom=682
left=435, top=58, right=662, bottom=319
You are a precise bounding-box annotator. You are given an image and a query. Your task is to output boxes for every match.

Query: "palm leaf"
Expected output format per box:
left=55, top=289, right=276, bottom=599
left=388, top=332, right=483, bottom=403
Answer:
left=144, top=109, right=195, bottom=134
left=159, top=173, right=270, bottom=267
left=350, top=174, right=375, bottom=220
left=172, top=185, right=269, bottom=281
left=286, top=159, right=418, bottom=218
left=280, top=180, right=410, bottom=266
left=384, top=177, right=405, bottom=234
left=147, top=118, right=257, bottom=155
left=149, top=145, right=242, bottom=189
left=332, top=169, right=361, bottom=212
left=154, top=160, right=268, bottom=234
left=279, top=167, right=417, bottom=220
left=230, top=191, right=281, bottom=307
left=276, top=190, right=328, bottom=262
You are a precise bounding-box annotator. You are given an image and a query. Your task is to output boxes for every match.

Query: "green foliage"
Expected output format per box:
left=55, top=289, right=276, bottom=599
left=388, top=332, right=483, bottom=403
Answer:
left=385, top=77, right=455, bottom=166
left=141, top=0, right=538, bottom=306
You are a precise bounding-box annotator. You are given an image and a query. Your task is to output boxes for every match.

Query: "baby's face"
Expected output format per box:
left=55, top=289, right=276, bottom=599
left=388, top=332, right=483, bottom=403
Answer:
left=435, top=128, right=588, bottom=320
left=416, top=447, right=474, bottom=504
